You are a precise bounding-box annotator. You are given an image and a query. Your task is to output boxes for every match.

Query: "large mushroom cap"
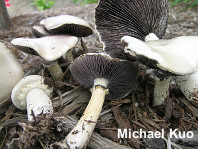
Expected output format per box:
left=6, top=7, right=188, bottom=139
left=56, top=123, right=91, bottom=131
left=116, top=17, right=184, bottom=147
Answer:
left=0, top=42, right=24, bottom=102
left=122, top=36, right=198, bottom=75
left=95, top=0, right=168, bottom=59
left=43, top=15, right=93, bottom=37
left=11, top=75, right=53, bottom=110
left=70, top=53, right=139, bottom=99
left=11, top=35, right=78, bottom=61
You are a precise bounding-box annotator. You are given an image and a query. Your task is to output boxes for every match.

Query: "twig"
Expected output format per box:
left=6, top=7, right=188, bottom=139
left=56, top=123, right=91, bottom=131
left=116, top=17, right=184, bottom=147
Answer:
left=180, top=98, right=198, bottom=118
left=60, top=66, right=70, bottom=81
left=132, top=121, right=147, bottom=130
left=0, top=129, right=8, bottom=149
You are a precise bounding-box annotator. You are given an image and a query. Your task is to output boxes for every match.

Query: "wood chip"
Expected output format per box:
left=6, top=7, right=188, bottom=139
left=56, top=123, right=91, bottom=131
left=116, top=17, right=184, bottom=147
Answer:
left=180, top=98, right=198, bottom=118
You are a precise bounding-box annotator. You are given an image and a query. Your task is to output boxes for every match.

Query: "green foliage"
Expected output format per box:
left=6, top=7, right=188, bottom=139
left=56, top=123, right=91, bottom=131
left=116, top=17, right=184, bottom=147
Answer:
left=169, top=0, right=198, bottom=10
left=31, top=0, right=55, bottom=10
left=72, top=0, right=98, bottom=5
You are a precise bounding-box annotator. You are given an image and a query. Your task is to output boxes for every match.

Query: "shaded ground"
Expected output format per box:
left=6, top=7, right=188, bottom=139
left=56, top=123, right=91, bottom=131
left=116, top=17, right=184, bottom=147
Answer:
left=0, top=3, right=198, bottom=149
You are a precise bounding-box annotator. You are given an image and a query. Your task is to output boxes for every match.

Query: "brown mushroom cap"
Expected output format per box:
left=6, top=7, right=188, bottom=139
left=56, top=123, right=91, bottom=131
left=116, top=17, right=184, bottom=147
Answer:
left=95, top=0, right=168, bottom=59
left=11, top=35, right=78, bottom=61
left=70, top=53, right=139, bottom=99
left=43, top=15, right=93, bottom=37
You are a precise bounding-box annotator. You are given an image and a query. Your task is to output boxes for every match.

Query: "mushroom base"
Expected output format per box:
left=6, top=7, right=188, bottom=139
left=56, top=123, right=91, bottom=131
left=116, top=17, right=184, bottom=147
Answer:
left=174, top=71, right=198, bottom=101
left=26, top=88, right=53, bottom=121
left=153, top=77, right=171, bottom=106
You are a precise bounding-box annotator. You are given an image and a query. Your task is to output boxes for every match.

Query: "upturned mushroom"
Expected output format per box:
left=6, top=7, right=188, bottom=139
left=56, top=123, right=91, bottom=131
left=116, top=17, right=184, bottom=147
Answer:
left=11, top=75, right=53, bottom=121
left=11, top=35, right=78, bottom=82
left=95, top=0, right=168, bottom=60
left=57, top=53, right=139, bottom=149
left=0, top=42, right=24, bottom=102
left=95, top=0, right=169, bottom=106
left=121, top=35, right=198, bottom=105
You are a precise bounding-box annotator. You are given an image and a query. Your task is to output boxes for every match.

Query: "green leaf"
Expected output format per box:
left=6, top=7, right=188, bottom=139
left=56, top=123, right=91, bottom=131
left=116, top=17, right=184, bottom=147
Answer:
left=31, top=0, right=55, bottom=10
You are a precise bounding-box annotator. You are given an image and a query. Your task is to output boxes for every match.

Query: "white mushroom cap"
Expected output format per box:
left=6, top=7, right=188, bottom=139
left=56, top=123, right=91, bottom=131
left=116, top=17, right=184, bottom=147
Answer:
left=45, top=15, right=91, bottom=28
left=122, top=36, right=198, bottom=75
left=43, top=15, right=93, bottom=37
left=11, top=75, right=53, bottom=110
left=0, top=42, right=24, bottom=102
left=32, top=25, right=50, bottom=37
left=11, top=35, right=78, bottom=61
left=39, top=19, right=45, bottom=26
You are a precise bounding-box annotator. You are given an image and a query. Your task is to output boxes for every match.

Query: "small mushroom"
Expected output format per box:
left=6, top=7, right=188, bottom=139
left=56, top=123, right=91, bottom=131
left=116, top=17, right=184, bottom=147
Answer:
left=11, top=35, right=78, bottom=82
left=32, top=25, right=50, bottom=38
left=43, top=15, right=93, bottom=37
left=57, top=53, right=139, bottom=149
left=95, top=0, right=168, bottom=59
left=11, top=75, right=53, bottom=121
left=121, top=35, right=198, bottom=105
left=0, top=42, right=24, bottom=102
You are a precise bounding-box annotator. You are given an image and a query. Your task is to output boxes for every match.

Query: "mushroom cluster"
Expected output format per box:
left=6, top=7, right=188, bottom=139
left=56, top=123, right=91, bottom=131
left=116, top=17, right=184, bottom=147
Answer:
left=122, top=35, right=198, bottom=105
left=7, top=0, right=198, bottom=148
left=95, top=0, right=198, bottom=106
left=9, top=15, right=93, bottom=123
left=95, top=0, right=170, bottom=106
left=11, top=15, right=93, bottom=84
left=56, top=0, right=170, bottom=148
left=62, top=1, right=198, bottom=147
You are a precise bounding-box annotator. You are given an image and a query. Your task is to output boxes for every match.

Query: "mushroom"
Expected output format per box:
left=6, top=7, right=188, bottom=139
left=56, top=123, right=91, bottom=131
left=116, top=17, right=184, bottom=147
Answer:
left=121, top=35, right=198, bottom=105
left=11, top=75, right=53, bottom=121
left=11, top=35, right=78, bottom=82
left=95, top=0, right=168, bottom=60
left=0, top=42, right=24, bottom=102
left=57, top=53, right=139, bottom=149
left=32, top=25, right=50, bottom=38
left=42, top=15, right=93, bottom=53
left=42, top=15, right=93, bottom=37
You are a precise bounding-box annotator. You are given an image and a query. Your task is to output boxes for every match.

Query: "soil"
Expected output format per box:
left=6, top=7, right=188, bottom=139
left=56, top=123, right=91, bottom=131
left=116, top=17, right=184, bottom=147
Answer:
left=0, top=3, right=198, bottom=149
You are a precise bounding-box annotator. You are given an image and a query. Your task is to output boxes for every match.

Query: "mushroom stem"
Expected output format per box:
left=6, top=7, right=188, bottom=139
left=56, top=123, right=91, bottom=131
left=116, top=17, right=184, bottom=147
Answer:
left=63, top=85, right=108, bottom=149
left=80, top=37, right=89, bottom=53
left=153, top=77, right=171, bottom=106
left=145, top=33, right=171, bottom=106
left=174, top=71, right=198, bottom=101
left=63, top=49, right=74, bottom=63
left=26, top=88, right=53, bottom=121
left=43, top=61, right=64, bottom=82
